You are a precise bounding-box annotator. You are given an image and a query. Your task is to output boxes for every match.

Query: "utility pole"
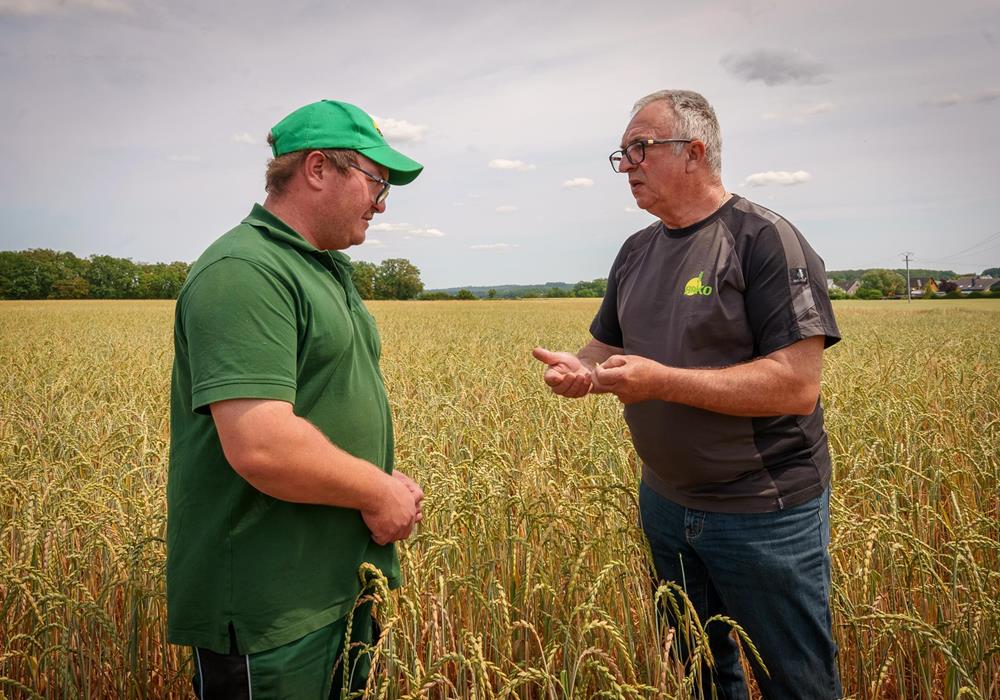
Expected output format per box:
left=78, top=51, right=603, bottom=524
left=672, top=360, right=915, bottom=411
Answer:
left=902, top=252, right=914, bottom=302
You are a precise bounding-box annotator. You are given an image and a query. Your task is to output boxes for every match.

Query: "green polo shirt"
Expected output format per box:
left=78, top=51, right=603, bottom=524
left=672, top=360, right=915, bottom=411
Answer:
left=167, top=204, right=400, bottom=655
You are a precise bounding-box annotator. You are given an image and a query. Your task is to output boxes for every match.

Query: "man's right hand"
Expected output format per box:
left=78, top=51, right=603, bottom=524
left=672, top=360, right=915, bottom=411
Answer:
left=532, top=346, right=593, bottom=398
left=362, top=473, right=420, bottom=545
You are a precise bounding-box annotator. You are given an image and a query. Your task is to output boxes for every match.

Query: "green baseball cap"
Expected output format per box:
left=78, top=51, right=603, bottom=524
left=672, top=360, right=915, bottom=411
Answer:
left=269, top=100, right=423, bottom=186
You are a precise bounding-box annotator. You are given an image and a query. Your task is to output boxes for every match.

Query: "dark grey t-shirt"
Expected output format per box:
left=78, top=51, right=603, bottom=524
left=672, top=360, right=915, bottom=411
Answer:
left=590, top=195, right=841, bottom=513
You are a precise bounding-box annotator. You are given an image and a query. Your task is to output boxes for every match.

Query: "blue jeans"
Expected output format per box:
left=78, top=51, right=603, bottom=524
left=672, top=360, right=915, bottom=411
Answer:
left=639, top=481, right=841, bottom=700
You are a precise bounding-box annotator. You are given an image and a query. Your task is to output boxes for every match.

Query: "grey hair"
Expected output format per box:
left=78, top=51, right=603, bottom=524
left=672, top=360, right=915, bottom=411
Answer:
left=632, top=90, right=722, bottom=176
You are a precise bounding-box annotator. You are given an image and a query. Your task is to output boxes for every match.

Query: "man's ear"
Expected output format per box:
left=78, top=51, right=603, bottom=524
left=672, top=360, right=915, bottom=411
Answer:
left=302, top=150, right=329, bottom=191
left=685, top=141, right=707, bottom=173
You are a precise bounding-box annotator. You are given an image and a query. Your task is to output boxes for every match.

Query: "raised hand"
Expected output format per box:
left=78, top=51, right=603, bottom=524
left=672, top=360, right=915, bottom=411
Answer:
left=532, top=346, right=593, bottom=398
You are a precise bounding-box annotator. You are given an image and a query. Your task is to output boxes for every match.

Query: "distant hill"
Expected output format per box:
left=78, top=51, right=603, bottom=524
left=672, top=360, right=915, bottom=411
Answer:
left=430, top=270, right=977, bottom=299
left=428, top=282, right=576, bottom=299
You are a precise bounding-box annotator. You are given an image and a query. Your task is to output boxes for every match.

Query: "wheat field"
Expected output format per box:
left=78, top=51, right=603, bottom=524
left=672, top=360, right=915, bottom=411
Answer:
left=1, top=299, right=997, bottom=699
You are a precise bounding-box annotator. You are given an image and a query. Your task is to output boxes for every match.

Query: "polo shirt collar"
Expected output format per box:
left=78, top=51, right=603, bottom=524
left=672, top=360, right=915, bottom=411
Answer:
left=242, top=203, right=352, bottom=266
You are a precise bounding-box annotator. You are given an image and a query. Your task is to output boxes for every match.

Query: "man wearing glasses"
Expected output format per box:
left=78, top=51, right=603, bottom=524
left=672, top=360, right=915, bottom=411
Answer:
left=168, top=99, right=424, bottom=697
left=533, top=90, right=842, bottom=698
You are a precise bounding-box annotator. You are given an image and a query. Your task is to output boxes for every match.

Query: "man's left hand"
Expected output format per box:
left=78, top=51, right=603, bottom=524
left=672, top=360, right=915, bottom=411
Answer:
left=593, top=355, right=668, bottom=404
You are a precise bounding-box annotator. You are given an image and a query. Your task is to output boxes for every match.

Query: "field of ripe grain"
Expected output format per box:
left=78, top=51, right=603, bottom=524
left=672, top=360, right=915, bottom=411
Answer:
left=1, top=299, right=998, bottom=699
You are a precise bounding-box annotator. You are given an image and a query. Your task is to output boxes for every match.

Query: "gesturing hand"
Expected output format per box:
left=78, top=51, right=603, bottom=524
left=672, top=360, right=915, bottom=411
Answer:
left=532, top=346, right=593, bottom=398
left=593, top=355, right=667, bottom=404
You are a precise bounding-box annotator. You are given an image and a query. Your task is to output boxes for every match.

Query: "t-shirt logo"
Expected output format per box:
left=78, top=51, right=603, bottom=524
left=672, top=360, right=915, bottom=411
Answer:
left=790, top=267, right=809, bottom=285
left=683, top=271, right=713, bottom=296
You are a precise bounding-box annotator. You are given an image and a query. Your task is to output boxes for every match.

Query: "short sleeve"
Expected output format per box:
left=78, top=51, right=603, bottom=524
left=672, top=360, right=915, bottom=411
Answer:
left=179, top=258, right=298, bottom=413
left=743, top=221, right=841, bottom=357
left=589, top=245, right=627, bottom=347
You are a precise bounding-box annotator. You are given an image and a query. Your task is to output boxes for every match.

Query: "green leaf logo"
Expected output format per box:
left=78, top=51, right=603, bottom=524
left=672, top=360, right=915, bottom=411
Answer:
left=683, top=272, right=713, bottom=296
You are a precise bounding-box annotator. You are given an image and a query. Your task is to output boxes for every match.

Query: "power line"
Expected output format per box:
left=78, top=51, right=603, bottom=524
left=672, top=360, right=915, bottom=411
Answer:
left=927, top=231, right=1000, bottom=263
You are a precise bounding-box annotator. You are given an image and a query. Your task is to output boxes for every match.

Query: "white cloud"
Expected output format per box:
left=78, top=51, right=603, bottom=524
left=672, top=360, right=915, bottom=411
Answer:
left=470, top=243, right=517, bottom=250
left=362, top=239, right=385, bottom=248
left=802, top=101, right=836, bottom=116
left=926, top=93, right=964, bottom=107
left=721, top=49, right=830, bottom=86
left=763, top=101, right=836, bottom=121
left=372, top=115, right=428, bottom=143
left=562, top=177, right=594, bottom=189
left=0, top=0, right=131, bottom=15
left=168, top=154, right=201, bottom=163
left=624, top=206, right=642, bottom=213
left=928, top=89, right=1000, bottom=107
left=489, top=159, right=536, bottom=172
left=232, top=132, right=257, bottom=145
left=495, top=205, right=518, bottom=213
left=370, top=222, right=413, bottom=232
left=973, top=88, right=1000, bottom=103
left=369, top=222, right=444, bottom=237
left=744, top=170, right=813, bottom=187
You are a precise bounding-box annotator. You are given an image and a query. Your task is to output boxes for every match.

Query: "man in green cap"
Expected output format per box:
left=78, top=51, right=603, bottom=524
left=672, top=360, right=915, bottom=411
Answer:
left=167, top=99, right=425, bottom=698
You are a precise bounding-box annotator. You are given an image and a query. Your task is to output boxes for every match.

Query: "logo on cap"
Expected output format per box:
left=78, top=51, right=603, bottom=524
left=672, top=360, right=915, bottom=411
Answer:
left=371, top=117, right=383, bottom=137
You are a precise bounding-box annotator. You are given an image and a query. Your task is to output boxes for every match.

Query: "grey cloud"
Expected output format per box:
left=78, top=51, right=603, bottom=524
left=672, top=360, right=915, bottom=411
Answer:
left=972, top=88, right=1000, bottom=104
left=926, top=89, right=1000, bottom=107
left=0, top=0, right=132, bottom=16
left=721, top=49, right=830, bottom=86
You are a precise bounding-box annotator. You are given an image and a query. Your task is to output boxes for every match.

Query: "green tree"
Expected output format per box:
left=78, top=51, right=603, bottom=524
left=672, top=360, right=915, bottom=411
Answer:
left=350, top=261, right=377, bottom=299
left=860, top=269, right=906, bottom=297
left=855, top=287, right=883, bottom=300
left=85, top=255, right=140, bottom=298
left=455, top=289, right=477, bottom=300
left=982, top=267, right=1000, bottom=278
left=486, top=288, right=497, bottom=299
left=0, top=251, right=42, bottom=299
left=0, top=249, right=89, bottom=299
left=138, top=261, right=190, bottom=299
left=545, top=286, right=569, bottom=298
left=571, top=278, right=607, bottom=298
left=49, top=276, right=90, bottom=299
left=374, top=258, right=423, bottom=300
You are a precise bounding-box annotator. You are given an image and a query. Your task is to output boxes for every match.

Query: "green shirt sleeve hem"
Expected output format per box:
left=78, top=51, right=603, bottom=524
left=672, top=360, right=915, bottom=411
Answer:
left=192, top=380, right=297, bottom=414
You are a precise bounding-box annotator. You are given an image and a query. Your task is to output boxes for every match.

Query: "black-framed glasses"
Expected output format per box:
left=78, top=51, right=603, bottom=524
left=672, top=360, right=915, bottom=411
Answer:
left=609, top=139, right=692, bottom=172
left=348, top=162, right=391, bottom=205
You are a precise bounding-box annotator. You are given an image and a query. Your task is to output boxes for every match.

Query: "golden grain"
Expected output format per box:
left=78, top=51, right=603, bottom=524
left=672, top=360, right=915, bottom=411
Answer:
left=1, top=299, right=997, bottom=698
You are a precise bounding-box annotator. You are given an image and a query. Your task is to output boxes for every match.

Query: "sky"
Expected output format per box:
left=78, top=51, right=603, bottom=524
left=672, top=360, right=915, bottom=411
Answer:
left=2, top=0, right=999, bottom=289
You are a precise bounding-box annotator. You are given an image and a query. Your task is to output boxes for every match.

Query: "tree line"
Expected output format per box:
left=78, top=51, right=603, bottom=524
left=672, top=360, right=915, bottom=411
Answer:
left=0, top=249, right=190, bottom=300
left=0, top=249, right=610, bottom=302
left=0, top=249, right=427, bottom=301
left=419, top=278, right=608, bottom=300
